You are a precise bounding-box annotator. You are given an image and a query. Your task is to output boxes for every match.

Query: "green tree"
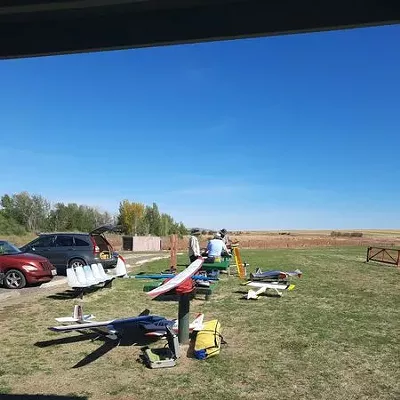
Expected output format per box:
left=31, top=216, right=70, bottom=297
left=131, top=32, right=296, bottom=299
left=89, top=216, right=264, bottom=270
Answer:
left=144, top=203, right=161, bottom=236
left=118, top=200, right=145, bottom=235
left=178, top=222, right=188, bottom=236
left=160, top=213, right=173, bottom=236
left=0, top=211, right=26, bottom=235
left=1, top=192, right=50, bottom=232
left=47, top=202, right=112, bottom=232
left=117, top=199, right=187, bottom=237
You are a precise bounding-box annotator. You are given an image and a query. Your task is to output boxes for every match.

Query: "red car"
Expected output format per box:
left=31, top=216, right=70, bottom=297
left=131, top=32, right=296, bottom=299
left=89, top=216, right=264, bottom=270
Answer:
left=0, top=240, right=57, bottom=289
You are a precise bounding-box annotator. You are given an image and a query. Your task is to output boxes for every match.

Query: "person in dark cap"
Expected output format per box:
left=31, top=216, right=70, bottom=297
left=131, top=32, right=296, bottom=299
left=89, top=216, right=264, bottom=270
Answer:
left=188, top=228, right=202, bottom=263
left=219, top=229, right=230, bottom=246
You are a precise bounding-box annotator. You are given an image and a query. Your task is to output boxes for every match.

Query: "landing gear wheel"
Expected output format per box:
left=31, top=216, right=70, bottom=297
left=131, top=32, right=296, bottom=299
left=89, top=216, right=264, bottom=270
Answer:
left=4, top=269, right=26, bottom=289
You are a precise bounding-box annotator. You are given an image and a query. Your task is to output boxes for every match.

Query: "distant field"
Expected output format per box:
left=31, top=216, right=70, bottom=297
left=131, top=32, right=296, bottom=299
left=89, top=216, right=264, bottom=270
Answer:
left=2, top=230, right=400, bottom=251
left=235, top=230, right=400, bottom=237
left=1, top=248, right=399, bottom=399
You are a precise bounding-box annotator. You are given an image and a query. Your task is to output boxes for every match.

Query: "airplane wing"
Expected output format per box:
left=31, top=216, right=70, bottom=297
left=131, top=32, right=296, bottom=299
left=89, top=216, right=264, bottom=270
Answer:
left=147, top=258, right=204, bottom=298
left=144, top=313, right=205, bottom=337
left=50, top=313, right=167, bottom=335
left=246, top=282, right=291, bottom=290
left=55, top=314, right=95, bottom=323
left=245, top=283, right=295, bottom=299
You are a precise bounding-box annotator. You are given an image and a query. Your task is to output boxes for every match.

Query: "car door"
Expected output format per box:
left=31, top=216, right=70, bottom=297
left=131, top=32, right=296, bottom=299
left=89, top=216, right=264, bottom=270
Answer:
left=52, top=235, right=75, bottom=268
left=25, top=235, right=55, bottom=260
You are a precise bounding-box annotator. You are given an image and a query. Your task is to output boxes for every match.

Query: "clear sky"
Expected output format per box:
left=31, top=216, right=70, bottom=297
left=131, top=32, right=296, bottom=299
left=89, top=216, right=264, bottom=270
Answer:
left=1, top=25, right=399, bottom=230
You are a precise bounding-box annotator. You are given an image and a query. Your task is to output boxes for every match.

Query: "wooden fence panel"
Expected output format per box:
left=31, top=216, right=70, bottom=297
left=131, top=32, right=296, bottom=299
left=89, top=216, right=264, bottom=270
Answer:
left=366, top=247, right=400, bottom=266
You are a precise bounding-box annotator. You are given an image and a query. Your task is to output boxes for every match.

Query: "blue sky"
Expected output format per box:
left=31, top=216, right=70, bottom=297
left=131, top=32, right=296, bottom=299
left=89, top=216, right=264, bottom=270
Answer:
left=1, top=25, right=400, bottom=230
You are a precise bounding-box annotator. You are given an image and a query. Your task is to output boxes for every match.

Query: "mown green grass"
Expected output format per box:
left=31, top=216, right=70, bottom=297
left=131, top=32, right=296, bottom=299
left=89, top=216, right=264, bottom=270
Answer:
left=0, top=247, right=399, bottom=399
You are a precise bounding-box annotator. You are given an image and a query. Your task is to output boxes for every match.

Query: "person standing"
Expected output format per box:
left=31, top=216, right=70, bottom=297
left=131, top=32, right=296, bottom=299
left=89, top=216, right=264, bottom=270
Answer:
left=188, top=228, right=201, bottom=263
left=219, top=229, right=230, bottom=246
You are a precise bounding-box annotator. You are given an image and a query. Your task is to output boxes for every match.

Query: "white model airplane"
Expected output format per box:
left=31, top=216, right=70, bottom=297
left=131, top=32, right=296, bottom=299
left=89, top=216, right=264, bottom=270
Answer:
left=244, top=282, right=296, bottom=300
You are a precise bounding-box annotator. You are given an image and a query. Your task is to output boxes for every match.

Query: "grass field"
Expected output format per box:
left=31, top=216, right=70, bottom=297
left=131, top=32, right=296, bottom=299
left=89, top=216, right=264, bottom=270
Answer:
left=1, top=247, right=399, bottom=400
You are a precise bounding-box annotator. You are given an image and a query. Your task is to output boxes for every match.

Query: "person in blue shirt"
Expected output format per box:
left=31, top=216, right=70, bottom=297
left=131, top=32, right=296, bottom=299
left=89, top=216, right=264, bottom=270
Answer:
left=205, top=233, right=230, bottom=263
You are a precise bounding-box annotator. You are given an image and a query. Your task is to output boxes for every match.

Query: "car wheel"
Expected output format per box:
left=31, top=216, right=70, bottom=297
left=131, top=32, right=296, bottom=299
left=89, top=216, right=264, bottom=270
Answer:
left=4, top=269, right=27, bottom=289
left=68, top=258, right=86, bottom=269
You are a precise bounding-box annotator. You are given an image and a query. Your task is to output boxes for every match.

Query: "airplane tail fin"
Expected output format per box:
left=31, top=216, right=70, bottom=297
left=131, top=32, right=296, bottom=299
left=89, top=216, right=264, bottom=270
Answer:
left=139, top=308, right=151, bottom=316
left=294, top=269, right=302, bottom=278
left=55, top=304, right=95, bottom=323
left=73, top=305, right=82, bottom=321
left=288, top=269, right=302, bottom=278
left=246, top=289, right=259, bottom=300
left=190, top=313, right=204, bottom=331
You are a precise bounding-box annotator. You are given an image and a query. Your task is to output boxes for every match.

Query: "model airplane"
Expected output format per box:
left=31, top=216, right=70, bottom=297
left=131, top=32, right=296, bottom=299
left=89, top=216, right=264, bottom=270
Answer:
left=49, top=305, right=204, bottom=340
left=249, top=268, right=302, bottom=282
left=147, top=258, right=204, bottom=298
left=131, top=273, right=218, bottom=281
left=243, top=281, right=296, bottom=300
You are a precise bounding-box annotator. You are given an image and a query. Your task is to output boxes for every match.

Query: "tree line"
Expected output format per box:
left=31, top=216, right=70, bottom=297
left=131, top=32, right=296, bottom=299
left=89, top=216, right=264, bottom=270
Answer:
left=118, top=200, right=187, bottom=237
left=0, top=192, right=187, bottom=237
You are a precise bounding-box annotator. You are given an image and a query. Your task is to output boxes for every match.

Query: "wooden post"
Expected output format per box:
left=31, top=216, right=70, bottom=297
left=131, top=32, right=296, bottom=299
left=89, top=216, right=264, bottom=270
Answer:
left=170, top=234, right=177, bottom=270
left=366, top=247, right=371, bottom=263
left=178, top=293, right=190, bottom=344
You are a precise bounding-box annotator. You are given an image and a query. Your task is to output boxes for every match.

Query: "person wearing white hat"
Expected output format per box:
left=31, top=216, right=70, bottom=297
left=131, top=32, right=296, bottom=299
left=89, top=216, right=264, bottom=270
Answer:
left=188, top=228, right=202, bottom=263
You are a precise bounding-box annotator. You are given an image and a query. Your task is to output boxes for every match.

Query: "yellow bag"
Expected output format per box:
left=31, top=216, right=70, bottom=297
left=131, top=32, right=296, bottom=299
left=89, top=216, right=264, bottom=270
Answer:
left=194, top=320, right=225, bottom=360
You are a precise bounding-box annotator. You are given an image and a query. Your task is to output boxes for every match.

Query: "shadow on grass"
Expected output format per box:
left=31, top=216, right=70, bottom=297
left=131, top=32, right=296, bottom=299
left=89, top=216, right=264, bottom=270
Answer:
left=152, top=292, right=196, bottom=302
left=0, top=395, right=87, bottom=400
left=34, top=328, right=160, bottom=369
left=34, top=333, right=100, bottom=348
left=46, top=286, right=107, bottom=300
left=186, top=336, right=196, bottom=358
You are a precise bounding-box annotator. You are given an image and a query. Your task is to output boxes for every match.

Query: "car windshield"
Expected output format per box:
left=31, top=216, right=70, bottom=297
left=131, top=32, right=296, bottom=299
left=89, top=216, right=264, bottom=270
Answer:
left=0, top=241, right=22, bottom=255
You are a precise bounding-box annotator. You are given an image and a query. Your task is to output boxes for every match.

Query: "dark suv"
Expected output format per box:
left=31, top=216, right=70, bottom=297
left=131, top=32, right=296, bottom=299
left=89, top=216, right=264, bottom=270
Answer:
left=20, top=225, right=119, bottom=275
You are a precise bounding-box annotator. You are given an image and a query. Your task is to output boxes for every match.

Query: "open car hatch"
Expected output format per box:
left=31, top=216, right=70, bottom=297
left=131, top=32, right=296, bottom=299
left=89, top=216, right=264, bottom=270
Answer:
left=89, top=225, right=121, bottom=236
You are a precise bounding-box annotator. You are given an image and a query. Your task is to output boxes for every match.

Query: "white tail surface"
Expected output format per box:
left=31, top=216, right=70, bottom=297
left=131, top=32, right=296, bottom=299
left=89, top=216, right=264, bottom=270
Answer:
left=247, top=289, right=259, bottom=300
left=169, top=313, right=205, bottom=335
left=190, top=313, right=204, bottom=331
left=91, top=263, right=105, bottom=282
left=50, top=319, right=115, bottom=332
left=55, top=304, right=95, bottom=323
left=114, top=256, right=127, bottom=277
left=83, top=265, right=100, bottom=285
